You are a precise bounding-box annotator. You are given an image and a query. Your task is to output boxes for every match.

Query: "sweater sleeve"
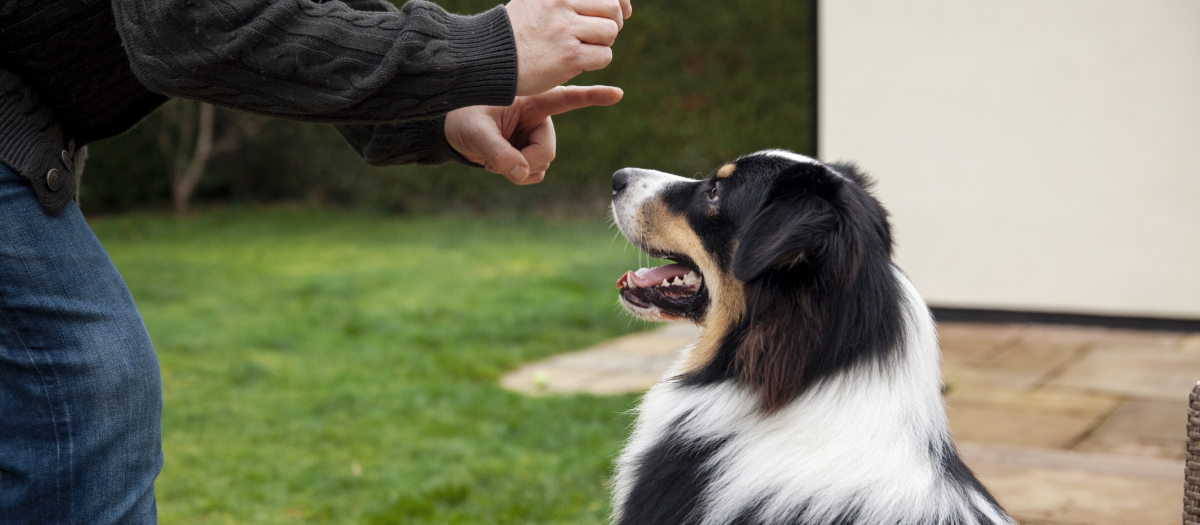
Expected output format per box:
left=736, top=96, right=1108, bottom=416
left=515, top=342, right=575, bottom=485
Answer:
left=110, top=0, right=517, bottom=124
left=335, top=118, right=477, bottom=166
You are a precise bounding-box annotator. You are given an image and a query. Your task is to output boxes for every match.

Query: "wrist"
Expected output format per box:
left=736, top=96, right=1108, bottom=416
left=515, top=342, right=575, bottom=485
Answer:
left=426, top=4, right=519, bottom=109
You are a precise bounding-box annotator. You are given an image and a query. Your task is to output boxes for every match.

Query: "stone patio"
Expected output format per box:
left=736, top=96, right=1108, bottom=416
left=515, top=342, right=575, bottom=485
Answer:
left=501, top=321, right=1200, bottom=525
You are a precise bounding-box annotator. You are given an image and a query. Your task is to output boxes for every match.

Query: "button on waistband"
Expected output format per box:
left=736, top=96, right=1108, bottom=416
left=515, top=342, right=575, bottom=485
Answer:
left=61, top=150, right=74, bottom=171
left=46, top=168, right=61, bottom=191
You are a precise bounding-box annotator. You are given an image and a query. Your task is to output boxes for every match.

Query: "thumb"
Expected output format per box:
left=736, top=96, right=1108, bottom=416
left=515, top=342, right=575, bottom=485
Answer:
left=474, top=126, right=532, bottom=183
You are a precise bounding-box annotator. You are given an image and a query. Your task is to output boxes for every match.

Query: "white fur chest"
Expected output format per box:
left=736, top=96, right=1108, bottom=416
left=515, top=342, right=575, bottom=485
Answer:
left=610, top=280, right=1013, bottom=524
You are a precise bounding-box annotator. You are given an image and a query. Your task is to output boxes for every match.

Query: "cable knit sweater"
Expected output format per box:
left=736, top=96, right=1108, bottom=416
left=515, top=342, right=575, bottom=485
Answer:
left=0, top=0, right=517, bottom=215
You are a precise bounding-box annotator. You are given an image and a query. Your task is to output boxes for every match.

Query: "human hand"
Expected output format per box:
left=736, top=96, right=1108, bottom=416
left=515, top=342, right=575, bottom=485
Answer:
left=505, top=0, right=633, bottom=96
left=445, top=85, right=624, bottom=184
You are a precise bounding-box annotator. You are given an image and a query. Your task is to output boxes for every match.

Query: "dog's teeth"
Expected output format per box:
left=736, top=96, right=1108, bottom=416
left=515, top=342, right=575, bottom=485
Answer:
left=673, top=276, right=683, bottom=286
left=684, top=271, right=700, bottom=285
left=661, top=279, right=670, bottom=287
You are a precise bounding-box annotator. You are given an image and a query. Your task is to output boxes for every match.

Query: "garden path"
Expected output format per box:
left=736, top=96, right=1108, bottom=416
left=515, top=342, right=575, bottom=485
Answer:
left=502, top=321, right=1200, bottom=525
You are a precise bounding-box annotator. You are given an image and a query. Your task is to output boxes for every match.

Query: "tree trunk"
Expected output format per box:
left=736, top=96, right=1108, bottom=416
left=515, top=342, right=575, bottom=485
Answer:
left=172, top=102, right=215, bottom=216
left=156, top=101, right=263, bottom=216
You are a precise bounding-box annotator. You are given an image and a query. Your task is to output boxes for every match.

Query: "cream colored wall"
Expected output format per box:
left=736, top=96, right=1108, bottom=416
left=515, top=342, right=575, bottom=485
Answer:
left=819, top=0, right=1200, bottom=319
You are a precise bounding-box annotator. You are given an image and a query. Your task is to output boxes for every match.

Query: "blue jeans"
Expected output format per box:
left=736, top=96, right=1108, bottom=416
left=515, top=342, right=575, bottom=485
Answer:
left=0, top=163, right=161, bottom=524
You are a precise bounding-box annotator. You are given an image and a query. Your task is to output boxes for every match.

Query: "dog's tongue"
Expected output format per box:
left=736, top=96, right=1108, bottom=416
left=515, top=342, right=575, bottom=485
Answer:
left=617, top=264, right=691, bottom=289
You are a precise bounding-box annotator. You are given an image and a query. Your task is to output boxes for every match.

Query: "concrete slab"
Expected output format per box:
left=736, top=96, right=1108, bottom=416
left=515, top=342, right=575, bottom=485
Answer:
left=960, top=442, right=1182, bottom=525
left=938, top=322, right=1023, bottom=350
left=947, top=384, right=1120, bottom=416
left=500, top=322, right=697, bottom=395
left=1074, top=398, right=1188, bottom=460
left=1046, top=348, right=1200, bottom=401
left=946, top=403, right=1102, bottom=449
left=1017, top=325, right=1184, bottom=350
left=979, top=342, right=1087, bottom=388
left=1179, top=334, right=1200, bottom=353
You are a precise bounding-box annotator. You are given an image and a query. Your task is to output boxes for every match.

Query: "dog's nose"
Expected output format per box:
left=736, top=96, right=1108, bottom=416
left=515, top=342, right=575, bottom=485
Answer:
left=613, top=168, right=632, bottom=196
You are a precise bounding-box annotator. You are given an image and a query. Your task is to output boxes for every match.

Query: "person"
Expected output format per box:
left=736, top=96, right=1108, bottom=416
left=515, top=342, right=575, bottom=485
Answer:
left=0, top=0, right=631, bottom=522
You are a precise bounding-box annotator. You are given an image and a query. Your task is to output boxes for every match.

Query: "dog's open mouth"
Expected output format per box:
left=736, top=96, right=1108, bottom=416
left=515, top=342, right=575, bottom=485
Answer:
left=616, top=262, right=708, bottom=321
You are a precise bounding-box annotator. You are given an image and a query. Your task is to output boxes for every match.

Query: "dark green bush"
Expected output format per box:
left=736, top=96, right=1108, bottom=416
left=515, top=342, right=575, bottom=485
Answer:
left=80, top=0, right=813, bottom=215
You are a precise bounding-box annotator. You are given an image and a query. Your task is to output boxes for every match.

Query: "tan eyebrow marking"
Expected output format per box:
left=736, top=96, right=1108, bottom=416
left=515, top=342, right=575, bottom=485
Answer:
left=716, top=164, right=736, bottom=179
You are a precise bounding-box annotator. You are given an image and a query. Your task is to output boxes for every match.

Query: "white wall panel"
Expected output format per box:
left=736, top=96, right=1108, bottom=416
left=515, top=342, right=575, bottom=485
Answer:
left=819, top=0, right=1200, bottom=318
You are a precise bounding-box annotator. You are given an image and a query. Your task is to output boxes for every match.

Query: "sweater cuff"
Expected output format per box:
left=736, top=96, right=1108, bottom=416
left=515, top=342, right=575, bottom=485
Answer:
left=337, top=117, right=476, bottom=167
left=432, top=4, right=518, bottom=108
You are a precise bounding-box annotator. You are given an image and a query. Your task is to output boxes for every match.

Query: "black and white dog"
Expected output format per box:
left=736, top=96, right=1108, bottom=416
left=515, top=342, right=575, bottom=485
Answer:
left=608, top=151, right=1013, bottom=525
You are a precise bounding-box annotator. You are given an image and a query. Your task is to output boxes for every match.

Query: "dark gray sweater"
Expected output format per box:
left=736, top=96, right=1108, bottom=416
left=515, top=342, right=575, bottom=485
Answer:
left=0, top=0, right=517, bottom=215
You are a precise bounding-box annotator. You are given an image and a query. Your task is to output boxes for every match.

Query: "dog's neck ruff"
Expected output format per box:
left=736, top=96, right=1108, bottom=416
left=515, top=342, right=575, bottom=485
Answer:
left=611, top=269, right=1012, bottom=525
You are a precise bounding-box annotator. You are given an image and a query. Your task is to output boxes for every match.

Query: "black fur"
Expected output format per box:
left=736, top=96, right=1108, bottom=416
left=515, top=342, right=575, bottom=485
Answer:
left=680, top=159, right=906, bottom=410
left=937, top=440, right=1006, bottom=517
left=617, top=419, right=728, bottom=525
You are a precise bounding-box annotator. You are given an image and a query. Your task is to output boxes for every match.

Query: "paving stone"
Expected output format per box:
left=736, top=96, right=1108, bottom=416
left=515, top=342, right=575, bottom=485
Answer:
left=1046, top=347, right=1200, bottom=400
left=960, top=443, right=1182, bottom=525
left=980, top=342, right=1086, bottom=388
left=1077, top=329, right=1185, bottom=350
left=942, top=362, right=1073, bottom=391
left=945, top=385, right=1117, bottom=448
left=1019, top=324, right=1183, bottom=349
left=937, top=322, right=1023, bottom=346
left=938, top=323, right=1022, bottom=367
left=1179, top=334, right=1200, bottom=353
left=975, top=466, right=1181, bottom=525
left=500, top=322, right=697, bottom=395
left=1074, top=398, right=1188, bottom=460
left=587, top=373, right=669, bottom=395
left=947, top=384, right=1120, bottom=416
left=947, top=403, right=1104, bottom=449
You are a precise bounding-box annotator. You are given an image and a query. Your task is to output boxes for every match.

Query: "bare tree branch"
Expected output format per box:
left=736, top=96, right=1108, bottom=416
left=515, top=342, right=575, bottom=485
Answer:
left=156, top=100, right=266, bottom=216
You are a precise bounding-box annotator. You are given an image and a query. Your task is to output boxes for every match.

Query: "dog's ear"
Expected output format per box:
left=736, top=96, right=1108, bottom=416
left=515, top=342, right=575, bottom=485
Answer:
left=732, top=164, right=844, bottom=283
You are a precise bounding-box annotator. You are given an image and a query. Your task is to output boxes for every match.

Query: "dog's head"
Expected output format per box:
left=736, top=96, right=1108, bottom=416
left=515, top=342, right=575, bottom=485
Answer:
left=611, top=150, right=904, bottom=410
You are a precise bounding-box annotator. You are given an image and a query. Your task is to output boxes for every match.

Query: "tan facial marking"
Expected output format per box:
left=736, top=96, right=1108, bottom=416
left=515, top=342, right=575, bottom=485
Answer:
left=680, top=276, right=743, bottom=374
left=716, top=164, right=736, bottom=179
left=638, top=199, right=746, bottom=375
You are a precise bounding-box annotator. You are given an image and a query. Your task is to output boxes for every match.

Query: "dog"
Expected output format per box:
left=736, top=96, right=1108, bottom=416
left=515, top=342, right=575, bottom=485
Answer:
left=608, top=150, right=1013, bottom=525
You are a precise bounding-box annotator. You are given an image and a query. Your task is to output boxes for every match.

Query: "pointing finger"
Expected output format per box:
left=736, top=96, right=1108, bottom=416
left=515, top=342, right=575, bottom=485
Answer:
left=527, top=85, right=624, bottom=119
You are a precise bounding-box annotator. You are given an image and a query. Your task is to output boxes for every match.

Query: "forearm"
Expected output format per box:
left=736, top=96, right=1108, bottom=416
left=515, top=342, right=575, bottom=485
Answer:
left=111, top=0, right=517, bottom=124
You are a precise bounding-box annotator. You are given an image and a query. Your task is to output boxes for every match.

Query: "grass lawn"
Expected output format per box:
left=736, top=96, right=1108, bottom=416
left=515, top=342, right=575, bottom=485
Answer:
left=91, top=208, right=668, bottom=524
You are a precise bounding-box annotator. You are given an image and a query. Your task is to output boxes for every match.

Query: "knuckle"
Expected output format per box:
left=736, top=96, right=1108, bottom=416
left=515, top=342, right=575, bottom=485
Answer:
left=554, top=16, right=573, bottom=36
left=606, top=19, right=619, bottom=36
left=594, top=49, right=613, bottom=69
left=563, top=40, right=583, bottom=61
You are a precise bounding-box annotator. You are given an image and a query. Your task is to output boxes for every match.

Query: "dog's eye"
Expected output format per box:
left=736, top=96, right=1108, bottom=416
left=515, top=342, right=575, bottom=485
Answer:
left=707, top=183, right=720, bottom=202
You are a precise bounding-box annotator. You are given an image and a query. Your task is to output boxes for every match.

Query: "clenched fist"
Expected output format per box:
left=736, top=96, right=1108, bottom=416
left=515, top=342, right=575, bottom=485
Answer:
left=505, top=0, right=633, bottom=96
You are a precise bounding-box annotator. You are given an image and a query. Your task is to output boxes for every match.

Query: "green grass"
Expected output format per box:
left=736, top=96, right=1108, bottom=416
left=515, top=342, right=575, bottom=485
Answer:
left=93, top=208, right=671, bottom=524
